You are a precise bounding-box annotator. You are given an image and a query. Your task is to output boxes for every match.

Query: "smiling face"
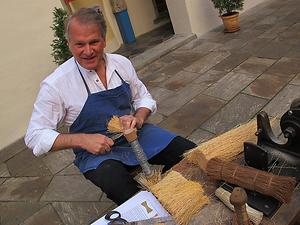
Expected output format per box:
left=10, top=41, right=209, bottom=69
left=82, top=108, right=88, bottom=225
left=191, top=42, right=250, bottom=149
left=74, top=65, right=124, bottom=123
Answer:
left=67, top=18, right=106, bottom=71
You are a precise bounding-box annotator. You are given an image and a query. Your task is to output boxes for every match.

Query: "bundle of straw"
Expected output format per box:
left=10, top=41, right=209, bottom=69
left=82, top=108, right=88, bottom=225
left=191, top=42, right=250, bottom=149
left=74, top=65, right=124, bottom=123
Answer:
left=207, top=158, right=296, bottom=203
left=145, top=170, right=210, bottom=225
left=107, top=115, right=123, bottom=133
left=185, top=118, right=277, bottom=171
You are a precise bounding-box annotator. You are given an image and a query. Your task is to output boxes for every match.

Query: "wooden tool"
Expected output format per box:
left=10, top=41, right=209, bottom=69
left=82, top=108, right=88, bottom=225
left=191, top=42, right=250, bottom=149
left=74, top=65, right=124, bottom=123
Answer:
left=215, top=187, right=263, bottom=225
left=230, top=187, right=253, bottom=225
left=207, top=158, right=296, bottom=203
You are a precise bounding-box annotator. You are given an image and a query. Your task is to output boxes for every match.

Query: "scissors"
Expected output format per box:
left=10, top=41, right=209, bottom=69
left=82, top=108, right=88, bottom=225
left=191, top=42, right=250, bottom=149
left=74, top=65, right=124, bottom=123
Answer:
left=105, top=210, right=128, bottom=225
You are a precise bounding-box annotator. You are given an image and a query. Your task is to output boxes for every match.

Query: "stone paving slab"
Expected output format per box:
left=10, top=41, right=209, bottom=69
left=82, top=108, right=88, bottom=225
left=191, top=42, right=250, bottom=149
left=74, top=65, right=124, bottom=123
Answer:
left=40, top=175, right=102, bottom=202
left=266, top=57, right=300, bottom=77
left=132, top=33, right=196, bottom=71
left=42, top=150, right=75, bottom=175
left=243, top=72, right=291, bottom=99
left=0, top=162, right=10, bottom=177
left=6, top=149, right=52, bottom=177
left=53, top=202, right=114, bottom=225
left=157, top=83, right=208, bottom=116
left=212, top=51, right=250, bottom=72
left=0, top=202, right=47, bottom=225
left=187, top=128, right=216, bottom=145
left=184, top=50, right=231, bottom=74
left=262, top=84, right=300, bottom=117
left=159, top=94, right=225, bottom=137
left=20, top=204, right=63, bottom=225
left=0, top=139, right=27, bottom=163
left=0, top=177, right=52, bottom=201
left=160, top=70, right=200, bottom=91
left=203, top=71, right=258, bottom=101
left=57, top=163, right=81, bottom=176
left=290, top=73, right=300, bottom=85
left=232, top=57, right=276, bottom=76
left=201, top=94, right=268, bottom=134
left=0, top=178, right=5, bottom=185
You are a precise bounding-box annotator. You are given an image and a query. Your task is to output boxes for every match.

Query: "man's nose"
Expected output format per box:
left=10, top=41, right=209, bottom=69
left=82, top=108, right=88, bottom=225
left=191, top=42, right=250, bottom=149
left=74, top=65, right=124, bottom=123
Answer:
left=84, top=44, right=93, bottom=55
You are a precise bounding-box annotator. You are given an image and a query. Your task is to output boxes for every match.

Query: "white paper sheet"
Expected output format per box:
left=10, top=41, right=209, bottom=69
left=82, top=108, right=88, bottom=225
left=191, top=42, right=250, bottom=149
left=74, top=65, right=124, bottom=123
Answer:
left=91, top=191, right=170, bottom=225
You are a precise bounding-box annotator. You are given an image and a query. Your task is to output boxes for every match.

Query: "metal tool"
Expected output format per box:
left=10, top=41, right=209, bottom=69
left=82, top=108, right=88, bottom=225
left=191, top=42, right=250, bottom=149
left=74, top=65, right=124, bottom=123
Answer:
left=105, top=210, right=128, bottom=225
left=244, top=98, right=300, bottom=181
left=104, top=211, right=175, bottom=225
left=241, top=98, right=300, bottom=216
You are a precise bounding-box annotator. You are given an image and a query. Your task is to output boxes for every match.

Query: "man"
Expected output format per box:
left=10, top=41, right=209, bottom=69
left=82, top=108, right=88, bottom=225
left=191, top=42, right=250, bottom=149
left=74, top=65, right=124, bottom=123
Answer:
left=25, top=7, right=196, bottom=205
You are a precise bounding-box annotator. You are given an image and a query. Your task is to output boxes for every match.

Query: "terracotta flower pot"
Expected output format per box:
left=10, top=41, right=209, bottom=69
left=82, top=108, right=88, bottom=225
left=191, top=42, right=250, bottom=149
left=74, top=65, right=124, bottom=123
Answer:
left=221, top=12, right=240, bottom=33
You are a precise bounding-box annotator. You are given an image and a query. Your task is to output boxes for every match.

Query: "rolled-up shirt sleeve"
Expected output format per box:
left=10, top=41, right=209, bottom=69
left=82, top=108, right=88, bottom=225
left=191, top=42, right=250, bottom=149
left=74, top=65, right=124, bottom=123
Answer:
left=25, top=82, right=65, bottom=156
left=127, top=61, right=157, bottom=113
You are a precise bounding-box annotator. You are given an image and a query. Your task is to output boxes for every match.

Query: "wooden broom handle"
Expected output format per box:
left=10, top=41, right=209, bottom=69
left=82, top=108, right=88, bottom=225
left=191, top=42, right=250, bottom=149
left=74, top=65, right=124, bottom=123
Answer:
left=230, top=187, right=252, bottom=225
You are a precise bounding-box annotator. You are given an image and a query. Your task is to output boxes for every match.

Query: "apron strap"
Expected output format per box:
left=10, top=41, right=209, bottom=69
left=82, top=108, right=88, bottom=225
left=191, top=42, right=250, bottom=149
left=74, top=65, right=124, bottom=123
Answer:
left=75, top=59, right=125, bottom=95
left=75, top=59, right=91, bottom=95
left=114, top=70, right=126, bottom=83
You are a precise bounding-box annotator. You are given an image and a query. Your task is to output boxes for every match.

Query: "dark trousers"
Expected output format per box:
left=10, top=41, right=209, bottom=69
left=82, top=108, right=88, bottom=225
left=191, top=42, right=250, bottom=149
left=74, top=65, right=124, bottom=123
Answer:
left=83, top=136, right=196, bottom=205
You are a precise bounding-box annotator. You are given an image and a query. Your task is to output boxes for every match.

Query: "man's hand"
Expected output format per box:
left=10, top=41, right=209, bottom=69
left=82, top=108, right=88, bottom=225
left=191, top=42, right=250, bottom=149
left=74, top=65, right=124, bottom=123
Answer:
left=80, top=133, right=114, bottom=155
left=120, top=115, right=143, bottom=130
left=119, top=107, right=151, bottom=130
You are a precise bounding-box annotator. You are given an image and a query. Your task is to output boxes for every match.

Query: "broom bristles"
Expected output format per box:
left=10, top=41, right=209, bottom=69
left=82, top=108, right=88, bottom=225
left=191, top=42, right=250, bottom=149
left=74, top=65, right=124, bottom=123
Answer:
left=207, top=158, right=296, bottom=203
left=107, top=115, right=123, bottom=133
left=136, top=165, right=164, bottom=189
left=147, top=170, right=210, bottom=225
left=185, top=118, right=276, bottom=171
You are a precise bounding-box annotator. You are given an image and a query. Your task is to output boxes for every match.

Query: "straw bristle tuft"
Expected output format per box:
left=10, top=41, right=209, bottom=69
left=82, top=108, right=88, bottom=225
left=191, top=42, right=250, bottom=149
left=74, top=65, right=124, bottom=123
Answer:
left=107, top=115, right=122, bottom=133
left=136, top=166, right=164, bottom=189
left=149, top=170, right=209, bottom=225
left=207, top=158, right=296, bottom=203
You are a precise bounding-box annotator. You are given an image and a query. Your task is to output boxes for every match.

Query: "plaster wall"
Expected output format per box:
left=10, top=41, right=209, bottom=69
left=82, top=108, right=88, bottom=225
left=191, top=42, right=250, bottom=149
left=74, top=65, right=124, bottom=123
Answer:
left=167, top=0, right=268, bottom=36
left=0, top=0, right=61, bottom=149
left=126, top=0, right=162, bottom=37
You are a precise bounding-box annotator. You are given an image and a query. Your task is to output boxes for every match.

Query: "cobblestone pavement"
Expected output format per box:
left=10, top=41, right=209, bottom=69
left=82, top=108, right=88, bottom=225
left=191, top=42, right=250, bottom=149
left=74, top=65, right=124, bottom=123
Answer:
left=1, top=0, right=300, bottom=224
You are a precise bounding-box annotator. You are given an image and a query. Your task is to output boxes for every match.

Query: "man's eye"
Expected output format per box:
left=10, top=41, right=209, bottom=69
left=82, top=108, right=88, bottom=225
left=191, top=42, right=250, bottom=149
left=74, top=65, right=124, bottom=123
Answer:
left=91, top=41, right=99, bottom=45
left=76, top=43, right=84, bottom=47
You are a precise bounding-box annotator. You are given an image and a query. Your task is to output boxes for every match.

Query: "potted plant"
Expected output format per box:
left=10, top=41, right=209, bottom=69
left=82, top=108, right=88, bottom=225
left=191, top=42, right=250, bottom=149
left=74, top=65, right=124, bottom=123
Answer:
left=211, top=0, right=244, bottom=33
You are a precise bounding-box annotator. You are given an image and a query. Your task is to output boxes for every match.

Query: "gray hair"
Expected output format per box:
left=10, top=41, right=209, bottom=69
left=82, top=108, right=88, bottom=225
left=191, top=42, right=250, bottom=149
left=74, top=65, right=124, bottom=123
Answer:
left=65, top=6, right=107, bottom=40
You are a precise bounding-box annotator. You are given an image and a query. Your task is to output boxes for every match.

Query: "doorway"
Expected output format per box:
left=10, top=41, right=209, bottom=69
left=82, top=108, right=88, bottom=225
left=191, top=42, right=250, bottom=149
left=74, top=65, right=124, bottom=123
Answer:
left=152, top=0, right=169, bottom=24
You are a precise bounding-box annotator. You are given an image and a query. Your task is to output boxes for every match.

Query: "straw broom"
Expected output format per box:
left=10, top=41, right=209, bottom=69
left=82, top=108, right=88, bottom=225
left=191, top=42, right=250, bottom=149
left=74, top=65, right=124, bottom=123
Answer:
left=184, top=118, right=266, bottom=171
left=207, top=158, right=296, bottom=203
left=108, top=117, right=213, bottom=224
left=142, top=170, right=210, bottom=225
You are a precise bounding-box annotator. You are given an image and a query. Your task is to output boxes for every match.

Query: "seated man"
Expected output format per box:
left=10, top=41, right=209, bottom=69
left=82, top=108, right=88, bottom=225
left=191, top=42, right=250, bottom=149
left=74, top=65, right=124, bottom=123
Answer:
left=25, top=7, right=196, bottom=205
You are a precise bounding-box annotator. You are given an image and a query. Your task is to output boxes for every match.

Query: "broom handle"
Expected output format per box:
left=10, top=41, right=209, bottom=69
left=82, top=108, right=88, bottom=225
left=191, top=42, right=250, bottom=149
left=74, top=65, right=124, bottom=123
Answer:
left=131, top=139, right=152, bottom=176
left=124, top=129, right=153, bottom=177
left=230, top=187, right=251, bottom=225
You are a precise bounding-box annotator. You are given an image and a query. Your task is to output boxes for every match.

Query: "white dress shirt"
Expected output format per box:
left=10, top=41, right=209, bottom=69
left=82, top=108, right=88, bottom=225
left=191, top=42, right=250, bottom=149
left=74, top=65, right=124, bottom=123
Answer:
left=25, top=53, right=156, bottom=156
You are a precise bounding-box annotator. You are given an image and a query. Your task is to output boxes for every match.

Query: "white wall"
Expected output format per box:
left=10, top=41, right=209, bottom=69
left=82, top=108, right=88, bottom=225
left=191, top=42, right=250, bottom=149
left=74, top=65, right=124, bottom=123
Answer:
left=167, top=0, right=268, bottom=36
left=0, top=1, right=62, bottom=149
left=126, top=0, right=162, bottom=37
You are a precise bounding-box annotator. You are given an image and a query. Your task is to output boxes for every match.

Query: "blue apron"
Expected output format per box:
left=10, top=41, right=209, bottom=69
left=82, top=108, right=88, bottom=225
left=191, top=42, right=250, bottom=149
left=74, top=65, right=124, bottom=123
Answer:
left=69, top=62, right=176, bottom=173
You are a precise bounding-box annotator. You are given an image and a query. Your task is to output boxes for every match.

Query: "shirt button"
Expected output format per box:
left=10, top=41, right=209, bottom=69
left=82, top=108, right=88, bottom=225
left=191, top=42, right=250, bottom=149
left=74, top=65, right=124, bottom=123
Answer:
left=96, top=79, right=99, bottom=82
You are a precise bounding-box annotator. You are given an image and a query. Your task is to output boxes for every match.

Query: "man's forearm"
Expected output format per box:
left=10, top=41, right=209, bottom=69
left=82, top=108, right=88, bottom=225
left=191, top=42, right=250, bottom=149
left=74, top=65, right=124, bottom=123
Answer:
left=51, top=133, right=84, bottom=151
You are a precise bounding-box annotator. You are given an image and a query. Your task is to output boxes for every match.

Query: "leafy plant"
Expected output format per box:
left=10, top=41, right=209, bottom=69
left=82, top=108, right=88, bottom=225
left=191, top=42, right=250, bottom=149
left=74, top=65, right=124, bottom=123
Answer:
left=211, top=0, right=244, bottom=16
left=50, top=7, right=72, bottom=65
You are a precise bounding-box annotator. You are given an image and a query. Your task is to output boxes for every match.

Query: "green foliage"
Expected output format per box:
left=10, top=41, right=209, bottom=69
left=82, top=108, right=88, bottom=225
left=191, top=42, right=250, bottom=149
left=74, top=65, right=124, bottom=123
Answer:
left=50, top=7, right=72, bottom=65
left=211, top=0, right=244, bottom=16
